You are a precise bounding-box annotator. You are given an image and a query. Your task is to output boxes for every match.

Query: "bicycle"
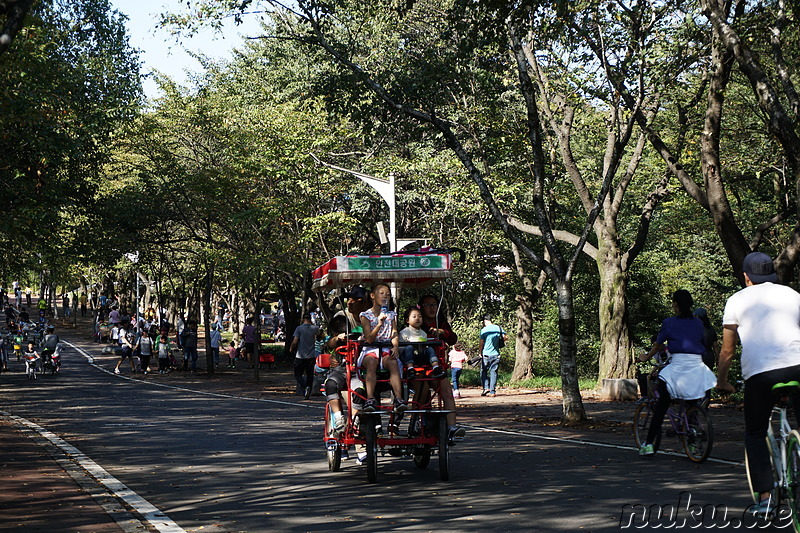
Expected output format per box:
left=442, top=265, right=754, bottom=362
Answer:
left=633, top=362, right=714, bottom=462
left=744, top=381, right=800, bottom=529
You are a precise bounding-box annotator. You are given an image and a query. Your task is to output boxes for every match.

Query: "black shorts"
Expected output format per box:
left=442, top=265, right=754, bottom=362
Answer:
left=244, top=342, right=255, bottom=354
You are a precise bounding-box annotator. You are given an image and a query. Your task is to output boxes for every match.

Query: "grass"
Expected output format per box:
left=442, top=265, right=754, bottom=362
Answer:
left=457, top=367, right=597, bottom=391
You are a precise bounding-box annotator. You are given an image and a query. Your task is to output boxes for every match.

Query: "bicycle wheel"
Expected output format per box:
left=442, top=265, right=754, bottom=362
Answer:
left=413, top=445, right=431, bottom=469
left=785, top=430, right=800, bottom=531
left=438, top=415, right=450, bottom=481
left=633, top=402, right=661, bottom=452
left=682, top=405, right=713, bottom=463
left=324, top=404, right=342, bottom=472
left=362, top=416, right=378, bottom=483
left=745, top=435, right=782, bottom=507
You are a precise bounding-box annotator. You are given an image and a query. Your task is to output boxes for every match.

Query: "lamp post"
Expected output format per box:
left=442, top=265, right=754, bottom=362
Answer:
left=125, top=252, right=139, bottom=327
left=352, top=171, right=397, bottom=252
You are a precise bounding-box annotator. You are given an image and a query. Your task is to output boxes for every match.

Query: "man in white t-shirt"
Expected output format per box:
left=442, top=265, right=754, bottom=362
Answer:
left=717, top=252, right=800, bottom=516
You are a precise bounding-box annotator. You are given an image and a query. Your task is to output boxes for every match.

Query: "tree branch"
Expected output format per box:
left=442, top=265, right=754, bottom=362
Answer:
left=505, top=215, right=598, bottom=261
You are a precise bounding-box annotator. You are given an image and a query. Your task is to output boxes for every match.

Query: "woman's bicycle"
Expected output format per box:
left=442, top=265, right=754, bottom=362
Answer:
left=633, top=361, right=714, bottom=462
left=744, top=381, right=800, bottom=529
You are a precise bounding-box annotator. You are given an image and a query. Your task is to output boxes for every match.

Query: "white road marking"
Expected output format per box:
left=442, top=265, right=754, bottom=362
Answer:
left=467, top=424, right=742, bottom=466
left=66, top=340, right=744, bottom=467
left=0, top=410, right=186, bottom=533
left=66, top=340, right=316, bottom=409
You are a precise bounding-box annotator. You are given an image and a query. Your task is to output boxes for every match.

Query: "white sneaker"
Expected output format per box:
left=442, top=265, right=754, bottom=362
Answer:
left=114, top=368, right=120, bottom=374
left=453, top=390, right=461, bottom=399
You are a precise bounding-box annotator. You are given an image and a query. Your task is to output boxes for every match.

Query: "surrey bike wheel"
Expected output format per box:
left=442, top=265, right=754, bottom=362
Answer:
left=362, top=415, right=379, bottom=483
left=785, top=430, right=800, bottom=531
left=413, top=445, right=431, bottom=469
left=324, top=404, right=342, bottom=472
left=682, top=405, right=713, bottom=463
left=438, top=415, right=450, bottom=481
left=409, top=413, right=431, bottom=469
left=633, top=402, right=661, bottom=452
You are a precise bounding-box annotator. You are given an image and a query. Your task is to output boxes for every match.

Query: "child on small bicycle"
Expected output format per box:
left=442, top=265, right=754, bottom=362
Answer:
left=359, top=283, right=406, bottom=414
left=23, top=341, right=41, bottom=372
left=399, top=306, right=445, bottom=379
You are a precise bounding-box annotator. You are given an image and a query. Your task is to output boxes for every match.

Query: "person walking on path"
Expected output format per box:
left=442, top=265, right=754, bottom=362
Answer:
left=290, top=312, right=321, bottom=399
left=108, top=307, right=121, bottom=326
left=241, top=318, right=256, bottom=368
left=156, top=331, right=171, bottom=374
left=448, top=343, right=467, bottom=399
left=176, top=315, right=185, bottom=349
left=114, top=323, right=137, bottom=374
left=209, top=324, right=222, bottom=368
left=79, top=292, right=88, bottom=317
left=37, top=296, right=48, bottom=316
left=479, top=315, right=506, bottom=397
left=717, top=252, right=800, bottom=516
left=182, top=321, right=198, bottom=372
left=138, top=327, right=154, bottom=375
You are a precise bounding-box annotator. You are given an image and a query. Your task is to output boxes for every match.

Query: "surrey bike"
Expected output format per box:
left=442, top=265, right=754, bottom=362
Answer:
left=633, top=359, right=714, bottom=462
left=313, top=250, right=460, bottom=483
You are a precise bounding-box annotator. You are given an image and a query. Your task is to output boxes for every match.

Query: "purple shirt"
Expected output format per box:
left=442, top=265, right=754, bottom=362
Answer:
left=655, top=316, right=706, bottom=355
left=242, top=324, right=256, bottom=343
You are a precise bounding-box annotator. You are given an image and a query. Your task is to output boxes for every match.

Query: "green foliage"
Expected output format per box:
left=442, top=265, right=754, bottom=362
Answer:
left=0, top=0, right=141, bottom=282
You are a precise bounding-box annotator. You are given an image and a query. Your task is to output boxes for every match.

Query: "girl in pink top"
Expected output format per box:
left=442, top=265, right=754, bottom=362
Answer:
left=448, top=343, right=468, bottom=398
left=227, top=341, right=237, bottom=368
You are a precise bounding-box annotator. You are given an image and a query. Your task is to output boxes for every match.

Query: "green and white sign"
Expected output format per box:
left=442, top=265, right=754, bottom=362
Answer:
left=346, top=255, right=445, bottom=271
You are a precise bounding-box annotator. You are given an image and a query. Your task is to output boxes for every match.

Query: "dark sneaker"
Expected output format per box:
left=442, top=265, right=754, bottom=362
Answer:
left=304, top=386, right=311, bottom=400
left=393, top=398, right=408, bottom=414
left=431, top=366, right=446, bottom=379
left=448, top=425, right=466, bottom=445
left=363, top=398, right=377, bottom=413
left=405, top=367, right=417, bottom=379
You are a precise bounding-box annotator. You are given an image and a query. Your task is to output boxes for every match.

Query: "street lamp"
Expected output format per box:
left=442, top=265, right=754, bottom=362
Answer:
left=311, top=157, right=426, bottom=253
left=125, top=252, right=139, bottom=326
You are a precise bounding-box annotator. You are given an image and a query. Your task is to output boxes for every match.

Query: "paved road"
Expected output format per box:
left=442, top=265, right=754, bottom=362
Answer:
left=0, top=331, right=783, bottom=532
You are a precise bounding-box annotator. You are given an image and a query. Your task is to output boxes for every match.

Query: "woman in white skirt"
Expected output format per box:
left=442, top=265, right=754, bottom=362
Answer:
left=636, top=289, right=717, bottom=456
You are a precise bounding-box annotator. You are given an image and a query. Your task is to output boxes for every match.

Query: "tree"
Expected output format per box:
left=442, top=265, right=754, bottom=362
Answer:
left=159, top=0, right=635, bottom=422
left=0, top=0, right=141, bottom=288
left=594, top=0, right=800, bottom=286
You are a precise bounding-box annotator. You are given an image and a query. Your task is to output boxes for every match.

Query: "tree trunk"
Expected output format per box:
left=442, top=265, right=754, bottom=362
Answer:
left=511, top=291, right=535, bottom=382
left=596, top=247, right=633, bottom=380
left=510, top=243, right=544, bottom=382
left=555, top=280, right=587, bottom=423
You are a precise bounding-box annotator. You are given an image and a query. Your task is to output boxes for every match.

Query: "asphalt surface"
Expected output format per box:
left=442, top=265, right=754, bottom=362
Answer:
left=0, top=319, right=787, bottom=532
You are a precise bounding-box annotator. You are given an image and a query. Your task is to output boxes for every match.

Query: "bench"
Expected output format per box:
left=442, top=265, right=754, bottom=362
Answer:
left=258, top=353, right=275, bottom=369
